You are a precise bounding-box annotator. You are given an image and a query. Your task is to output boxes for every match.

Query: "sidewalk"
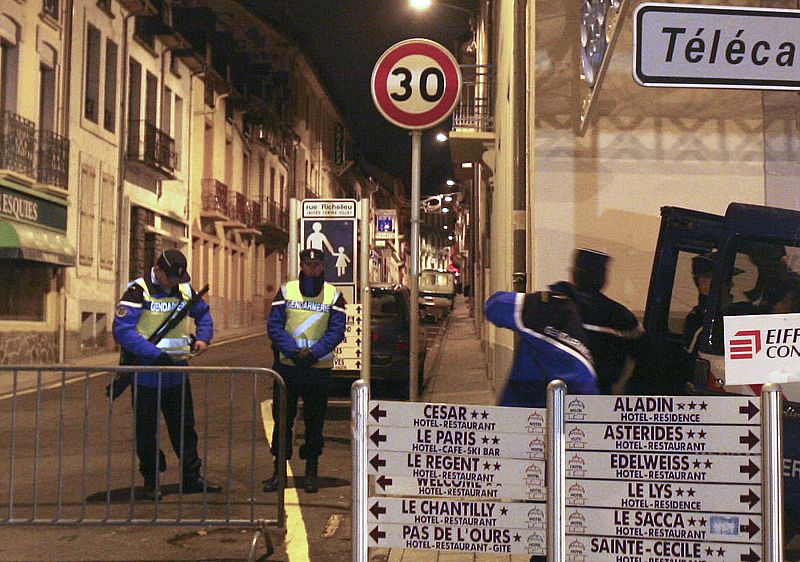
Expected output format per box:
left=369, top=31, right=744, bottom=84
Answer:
left=0, top=325, right=265, bottom=395
left=377, top=296, right=530, bottom=562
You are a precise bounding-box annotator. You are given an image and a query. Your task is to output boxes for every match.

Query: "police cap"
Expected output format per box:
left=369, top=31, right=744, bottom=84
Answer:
left=300, top=248, right=325, bottom=263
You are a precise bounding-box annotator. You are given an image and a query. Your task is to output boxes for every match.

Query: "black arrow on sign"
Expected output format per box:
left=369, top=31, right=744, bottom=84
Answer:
left=739, top=430, right=760, bottom=450
left=370, top=527, right=385, bottom=542
left=370, top=502, right=386, bottom=519
left=356, top=338, right=362, bottom=346
left=740, top=519, right=760, bottom=539
left=370, top=404, right=387, bottom=422
left=356, top=327, right=362, bottom=335
left=740, top=401, right=760, bottom=420
left=356, top=349, right=362, bottom=358
left=370, top=454, right=386, bottom=471
left=356, top=360, right=362, bottom=369
left=740, top=460, right=760, bottom=479
left=740, top=547, right=761, bottom=562
left=376, top=475, right=393, bottom=490
left=370, top=429, right=387, bottom=447
left=740, top=489, right=760, bottom=509
left=356, top=305, right=362, bottom=315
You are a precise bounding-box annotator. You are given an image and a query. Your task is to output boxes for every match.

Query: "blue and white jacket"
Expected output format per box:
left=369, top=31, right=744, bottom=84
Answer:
left=112, top=269, right=213, bottom=387
left=485, top=290, right=598, bottom=407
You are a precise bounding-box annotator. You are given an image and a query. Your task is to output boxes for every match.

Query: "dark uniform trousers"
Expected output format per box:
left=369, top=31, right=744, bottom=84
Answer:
left=133, top=373, right=201, bottom=481
left=270, top=363, right=332, bottom=462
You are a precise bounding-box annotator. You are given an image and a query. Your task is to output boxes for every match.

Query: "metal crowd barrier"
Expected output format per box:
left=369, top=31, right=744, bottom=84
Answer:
left=0, top=366, right=286, bottom=562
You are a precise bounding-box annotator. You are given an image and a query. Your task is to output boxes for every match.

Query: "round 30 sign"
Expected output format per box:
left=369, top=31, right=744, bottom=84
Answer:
left=371, top=38, right=462, bottom=130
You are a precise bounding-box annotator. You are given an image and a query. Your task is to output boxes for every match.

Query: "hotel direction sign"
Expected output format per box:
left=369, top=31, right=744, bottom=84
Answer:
left=367, top=401, right=546, bottom=434
left=634, top=3, right=800, bottom=90
left=566, top=536, right=761, bottom=562
left=566, top=421, right=761, bottom=454
left=367, top=521, right=545, bottom=556
left=565, top=394, right=763, bottom=562
left=566, top=506, right=761, bottom=545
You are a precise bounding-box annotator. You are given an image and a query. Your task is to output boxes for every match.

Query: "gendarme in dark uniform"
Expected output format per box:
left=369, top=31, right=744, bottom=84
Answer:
left=112, top=249, right=219, bottom=500
left=264, top=248, right=346, bottom=494
left=550, top=248, right=644, bottom=394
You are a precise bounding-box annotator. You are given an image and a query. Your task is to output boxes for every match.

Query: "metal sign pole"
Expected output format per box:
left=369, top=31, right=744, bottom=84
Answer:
left=547, top=380, right=566, bottom=562
left=289, top=197, right=299, bottom=280
left=359, top=199, right=371, bottom=383
left=410, top=131, right=422, bottom=402
left=761, top=383, right=783, bottom=562
left=351, top=380, right=369, bottom=562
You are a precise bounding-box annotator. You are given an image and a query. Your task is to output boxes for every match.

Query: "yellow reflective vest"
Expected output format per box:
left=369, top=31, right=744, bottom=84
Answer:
left=133, top=278, right=193, bottom=359
left=280, top=280, right=339, bottom=368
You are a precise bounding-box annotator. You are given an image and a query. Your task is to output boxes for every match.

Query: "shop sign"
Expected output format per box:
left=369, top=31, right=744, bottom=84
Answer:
left=0, top=184, right=67, bottom=232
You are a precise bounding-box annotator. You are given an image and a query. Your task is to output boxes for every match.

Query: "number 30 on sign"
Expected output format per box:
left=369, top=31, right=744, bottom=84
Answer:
left=371, top=38, right=462, bottom=130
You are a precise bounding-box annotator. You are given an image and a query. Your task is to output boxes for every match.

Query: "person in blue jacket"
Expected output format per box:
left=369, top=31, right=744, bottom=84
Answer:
left=263, top=248, right=347, bottom=493
left=549, top=248, right=644, bottom=394
left=112, top=249, right=219, bottom=500
left=485, top=289, right=598, bottom=408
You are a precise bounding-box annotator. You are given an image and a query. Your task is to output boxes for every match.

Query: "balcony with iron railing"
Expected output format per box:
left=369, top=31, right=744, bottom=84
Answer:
left=227, top=191, right=247, bottom=226
left=0, top=111, right=36, bottom=178
left=245, top=200, right=261, bottom=230
left=127, top=120, right=176, bottom=178
left=0, top=110, right=70, bottom=190
left=261, top=198, right=289, bottom=233
left=37, top=130, right=69, bottom=189
left=201, top=178, right=229, bottom=220
left=449, top=64, right=496, bottom=164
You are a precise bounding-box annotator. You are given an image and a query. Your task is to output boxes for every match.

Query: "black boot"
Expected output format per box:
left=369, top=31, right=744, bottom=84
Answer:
left=304, top=457, right=319, bottom=493
left=263, top=460, right=283, bottom=493
left=142, top=476, right=162, bottom=501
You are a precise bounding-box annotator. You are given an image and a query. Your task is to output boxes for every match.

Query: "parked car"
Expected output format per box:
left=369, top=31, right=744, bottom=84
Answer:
left=331, top=284, right=427, bottom=399
left=418, top=269, right=456, bottom=322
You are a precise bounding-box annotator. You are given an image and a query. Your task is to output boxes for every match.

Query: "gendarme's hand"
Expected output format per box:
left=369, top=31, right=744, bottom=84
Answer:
left=294, top=349, right=316, bottom=368
left=193, top=340, right=209, bottom=356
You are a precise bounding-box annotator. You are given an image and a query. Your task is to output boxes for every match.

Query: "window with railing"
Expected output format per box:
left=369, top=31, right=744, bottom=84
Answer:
left=127, top=120, right=176, bottom=172
left=451, top=64, right=495, bottom=133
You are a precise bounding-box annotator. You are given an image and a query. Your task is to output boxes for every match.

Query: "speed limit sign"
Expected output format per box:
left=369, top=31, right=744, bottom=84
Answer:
left=371, top=38, right=462, bottom=130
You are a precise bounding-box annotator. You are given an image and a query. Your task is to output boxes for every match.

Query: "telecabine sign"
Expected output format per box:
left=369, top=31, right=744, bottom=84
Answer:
left=634, top=3, right=800, bottom=90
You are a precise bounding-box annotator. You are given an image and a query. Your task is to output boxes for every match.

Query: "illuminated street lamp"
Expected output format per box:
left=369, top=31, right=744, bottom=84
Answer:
left=409, top=0, right=473, bottom=19
left=408, top=0, right=476, bottom=53
left=445, top=179, right=456, bottom=187
left=435, top=132, right=449, bottom=142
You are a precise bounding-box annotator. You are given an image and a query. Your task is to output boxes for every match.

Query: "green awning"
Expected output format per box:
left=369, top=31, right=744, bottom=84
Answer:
left=0, top=220, right=76, bottom=266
